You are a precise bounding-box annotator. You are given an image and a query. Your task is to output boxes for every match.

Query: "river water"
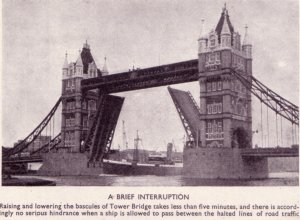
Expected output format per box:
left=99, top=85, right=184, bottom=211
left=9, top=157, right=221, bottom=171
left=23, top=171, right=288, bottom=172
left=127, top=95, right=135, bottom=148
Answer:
left=15, top=172, right=298, bottom=186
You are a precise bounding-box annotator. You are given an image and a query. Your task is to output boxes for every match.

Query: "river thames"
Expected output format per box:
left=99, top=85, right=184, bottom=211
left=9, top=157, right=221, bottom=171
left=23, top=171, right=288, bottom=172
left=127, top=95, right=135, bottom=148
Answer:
left=13, top=172, right=298, bottom=186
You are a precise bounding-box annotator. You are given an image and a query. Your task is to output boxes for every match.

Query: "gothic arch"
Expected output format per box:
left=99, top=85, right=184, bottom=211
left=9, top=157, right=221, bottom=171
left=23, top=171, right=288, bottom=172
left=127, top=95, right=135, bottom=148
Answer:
left=232, top=127, right=251, bottom=149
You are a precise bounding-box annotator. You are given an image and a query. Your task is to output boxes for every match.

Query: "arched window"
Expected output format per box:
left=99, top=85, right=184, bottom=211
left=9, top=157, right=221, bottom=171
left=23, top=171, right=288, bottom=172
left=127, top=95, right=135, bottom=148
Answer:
left=212, top=122, right=217, bottom=132
left=212, top=82, right=216, bottom=91
left=207, top=82, right=211, bottom=92
left=210, top=38, right=215, bottom=47
left=88, top=100, right=96, bottom=111
left=217, top=81, right=222, bottom=90
left=207, top=122, right=212, bottom=133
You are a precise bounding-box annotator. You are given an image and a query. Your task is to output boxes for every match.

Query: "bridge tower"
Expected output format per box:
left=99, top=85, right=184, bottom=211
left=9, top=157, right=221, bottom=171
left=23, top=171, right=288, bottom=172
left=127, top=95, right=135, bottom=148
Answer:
left=183, top=5, right=265, bottom=179
left=198, top=6, right=252, bottom=149
left=61, top=42, right=100, bottom=153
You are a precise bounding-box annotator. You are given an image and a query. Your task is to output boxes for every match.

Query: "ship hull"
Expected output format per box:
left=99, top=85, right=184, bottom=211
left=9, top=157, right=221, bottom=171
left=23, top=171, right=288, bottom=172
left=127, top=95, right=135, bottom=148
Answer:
left=37, top=152, right=182, bottom=176
left=103, top=161, right=182, bottom=176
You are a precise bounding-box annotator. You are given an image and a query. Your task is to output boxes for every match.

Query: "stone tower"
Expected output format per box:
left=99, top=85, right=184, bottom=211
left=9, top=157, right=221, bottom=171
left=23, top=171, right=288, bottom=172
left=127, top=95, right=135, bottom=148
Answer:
left=198, top=5, right=253, bottom=149
left=182, top=6, right=264, bottom=179
left=61, top=42, right=102, bottom=153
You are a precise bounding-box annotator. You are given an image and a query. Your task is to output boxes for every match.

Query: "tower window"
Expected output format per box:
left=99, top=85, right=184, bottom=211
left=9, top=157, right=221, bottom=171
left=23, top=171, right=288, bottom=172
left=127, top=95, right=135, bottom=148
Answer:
left=207, top=103, right=222, bottom=115
left=218, top=122, right=222, bottom=132
left=217, top=103, right=222, bottom=113
left=88, top=100, right=96, bottom=111
left=207, top=105, right=212, bottom=114
left=206, top=55, right=209, bottom=62
left=207, top=122, right=212, bottom=133
left=83, top=116, right=88, bottom=127
left=207, top=82, right=211, bottom=92
left=217, top=81, right=222, bottom=90
left=212, top=123, right=217, bottom=132
left=210, top=38, right=216, bottom=47
left=215, top=52, right=220, bottom=61
left=209, top=53, right=215, bottom=63
left=212, top=82, right=216, bottom=91
left=212, top=104, right=217, bottom=114
left=199, top=41, right=205, bottom=52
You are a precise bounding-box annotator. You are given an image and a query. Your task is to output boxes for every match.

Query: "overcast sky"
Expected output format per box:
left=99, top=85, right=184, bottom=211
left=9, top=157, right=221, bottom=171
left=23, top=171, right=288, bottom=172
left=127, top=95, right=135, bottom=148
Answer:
left=2, top=0, right=299, bottom=151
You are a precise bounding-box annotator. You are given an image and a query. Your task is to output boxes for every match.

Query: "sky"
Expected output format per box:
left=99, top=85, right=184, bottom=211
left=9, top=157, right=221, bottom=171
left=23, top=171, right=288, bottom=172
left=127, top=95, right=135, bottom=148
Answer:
left=1, top=0, right=299, bottom=151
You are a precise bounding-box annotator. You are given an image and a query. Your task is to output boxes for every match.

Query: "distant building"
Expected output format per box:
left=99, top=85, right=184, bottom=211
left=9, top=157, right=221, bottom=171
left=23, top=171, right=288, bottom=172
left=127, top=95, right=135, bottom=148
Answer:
left=28, top=135, right=51, bottom=153
left=13, top=135, right=51, bottom=153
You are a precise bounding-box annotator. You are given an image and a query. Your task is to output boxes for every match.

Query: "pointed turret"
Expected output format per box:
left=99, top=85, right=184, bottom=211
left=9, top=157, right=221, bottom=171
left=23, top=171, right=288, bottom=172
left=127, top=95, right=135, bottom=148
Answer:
left=63, top=52, right=68, bottom=69
left=81, top=41, right=95, bottom=74
left=243, top=25, right=251, bottom=45
left=242, top=25, right=252, bottom=58
left=62, top=52, right=68, bottom=79
left=102, top=57, right=109, bottom=76
left=87, top=61, right=97, bottom=78
left=83, top=40, right=90, bottom=49
left=76, top=51, right=83, bottom=67
left=199, top=18, right=207, bottom=40
left=75, top=50, right=83, bottom=76
left=220, top=6, right=232, bottom=47
left=198, top=19, right=208, bottom=54
left=215, top=4, right=234, bottom=45
left=221, top=10, right=231, bottom=35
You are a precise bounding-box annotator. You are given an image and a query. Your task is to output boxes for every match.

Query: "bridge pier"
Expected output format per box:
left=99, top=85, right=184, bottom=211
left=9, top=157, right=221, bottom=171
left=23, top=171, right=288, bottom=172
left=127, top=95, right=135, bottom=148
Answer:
left=183, top=147, right=268, bottom=179
left=38, top=151, right=103, bottom=176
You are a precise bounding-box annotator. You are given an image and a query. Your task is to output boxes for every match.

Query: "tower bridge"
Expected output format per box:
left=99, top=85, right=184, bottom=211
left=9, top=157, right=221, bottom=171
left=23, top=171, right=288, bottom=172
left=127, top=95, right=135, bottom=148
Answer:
left=2, top=5, right=299, bottom=178
left=81, top=59, right=199, bottom=93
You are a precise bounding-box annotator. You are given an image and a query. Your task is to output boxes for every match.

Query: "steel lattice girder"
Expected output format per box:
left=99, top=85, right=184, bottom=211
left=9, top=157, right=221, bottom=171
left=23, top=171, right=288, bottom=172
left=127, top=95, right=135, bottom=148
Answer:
left=168, top=87, right=202, bottom=143
left=30, top=133, right=61, bottom=155
left=86, top=94, right=124, bottom=163
left=3, top=97, right=62, bottom=158
left=81, top=59, right=199, bottom=93
left=82, top=94, right=106, bottom=153
left=232, top=69, right=299, bottom=125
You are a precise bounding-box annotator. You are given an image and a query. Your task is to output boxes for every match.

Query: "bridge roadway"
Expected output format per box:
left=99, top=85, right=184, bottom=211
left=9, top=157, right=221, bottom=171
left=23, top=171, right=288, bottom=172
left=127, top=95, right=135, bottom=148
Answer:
left=81, top=59, right=199, bottom=93
left=241, top=147, right=299, bottom=158
left=2, top=156, right=43, bottom=164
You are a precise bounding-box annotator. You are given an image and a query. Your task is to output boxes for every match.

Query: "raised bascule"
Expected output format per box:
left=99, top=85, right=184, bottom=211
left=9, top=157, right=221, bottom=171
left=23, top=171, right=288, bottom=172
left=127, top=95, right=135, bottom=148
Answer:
left=3, top=6, right=299, bottom=178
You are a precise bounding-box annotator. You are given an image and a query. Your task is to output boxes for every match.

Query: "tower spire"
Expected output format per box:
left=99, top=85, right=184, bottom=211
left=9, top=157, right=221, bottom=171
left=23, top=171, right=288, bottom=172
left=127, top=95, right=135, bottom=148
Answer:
left=63, top=52, right=68, bottom=69
left=76, top=50, right=83, bottom=66
left=243, top=25, right=251, bottom=45
left=62, top=51, right=69, bottom=79
left=102, top=56, right=109, bottom=76
left=199, top=18, right=207, bottom=40
left=83, top=40, right=90, bottom=49
left=223, top=2, right=227, bottom=12
left=221, top=12, right=230, bottom=35
left=242, top=25, right=252, bottom=58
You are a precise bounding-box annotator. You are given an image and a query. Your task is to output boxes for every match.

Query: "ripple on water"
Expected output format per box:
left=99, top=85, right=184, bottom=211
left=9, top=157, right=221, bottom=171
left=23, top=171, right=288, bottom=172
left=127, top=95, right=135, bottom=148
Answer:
left=13, top=172, right=298, bottom=186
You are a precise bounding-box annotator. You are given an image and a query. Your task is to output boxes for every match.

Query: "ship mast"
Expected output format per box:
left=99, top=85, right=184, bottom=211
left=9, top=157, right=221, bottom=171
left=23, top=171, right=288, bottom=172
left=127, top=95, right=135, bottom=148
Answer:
left=122, top=120, right=128, bottom=149
left=133, top=130, right=141, bottom=164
